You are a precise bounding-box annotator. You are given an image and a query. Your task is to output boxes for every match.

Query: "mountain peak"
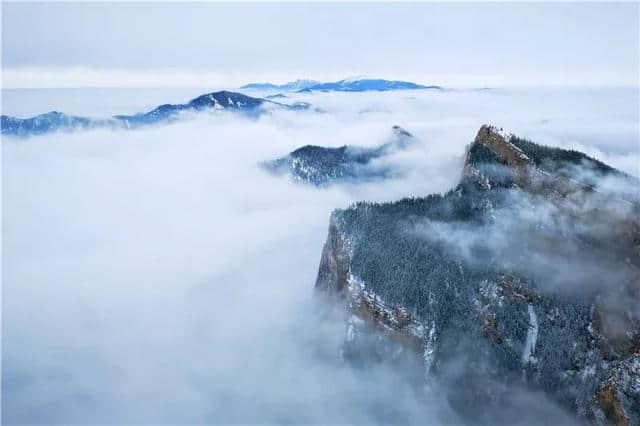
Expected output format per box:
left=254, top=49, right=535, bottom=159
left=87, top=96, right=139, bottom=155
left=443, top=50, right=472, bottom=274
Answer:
left=391, top=125, right=413, bottom=138
left=264, top=125, right=415, bottom=186
left=2, top=90, right=298, bottom=137
left=472, top=124, right=531, bottom=169
left=302, top=78, right=440, bottom=92
left=476, top=124, right=513, bottom=143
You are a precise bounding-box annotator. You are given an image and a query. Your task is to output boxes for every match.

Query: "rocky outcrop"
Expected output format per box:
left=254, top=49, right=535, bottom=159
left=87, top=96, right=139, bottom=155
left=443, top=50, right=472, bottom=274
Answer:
left=315, top=124, right=640, bottom=424
left=593, top=354, right=640, bottom=426
left=315, top=212, right=352, bottom=295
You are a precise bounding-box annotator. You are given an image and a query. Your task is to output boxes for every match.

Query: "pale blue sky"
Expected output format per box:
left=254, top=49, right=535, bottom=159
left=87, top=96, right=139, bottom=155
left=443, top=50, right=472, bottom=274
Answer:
left=2, top=2, right=639, bottom=88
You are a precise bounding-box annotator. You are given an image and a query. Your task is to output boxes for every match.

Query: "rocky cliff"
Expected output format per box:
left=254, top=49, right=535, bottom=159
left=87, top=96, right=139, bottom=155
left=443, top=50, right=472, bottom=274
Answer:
left=316, top=125, right=640, bottom=425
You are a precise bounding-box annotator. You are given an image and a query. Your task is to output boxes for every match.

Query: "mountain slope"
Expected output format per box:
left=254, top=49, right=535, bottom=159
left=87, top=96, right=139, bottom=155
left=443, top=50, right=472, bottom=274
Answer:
left=315, top=125, right=640, bottom=424
left=0, top=112, right=98, bottom=137
left=241, top=78, right=442, bottom=93
left=240, top=79, right=319, bottom=91
left=263, top=125, right=414, bottom=186
left=2, top=91, right=303, bottom=137
left=113, top=91, right=266, bottom=127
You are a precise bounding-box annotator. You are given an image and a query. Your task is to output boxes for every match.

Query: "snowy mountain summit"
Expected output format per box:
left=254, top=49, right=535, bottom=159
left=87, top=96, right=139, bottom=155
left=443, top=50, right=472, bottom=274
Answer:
left=1, top=91, right=305, bottom=137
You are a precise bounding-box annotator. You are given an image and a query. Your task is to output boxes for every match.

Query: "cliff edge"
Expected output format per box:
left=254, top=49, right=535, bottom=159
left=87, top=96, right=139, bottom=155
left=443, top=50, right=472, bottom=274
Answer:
left=315, top=125, right=640, bottom=425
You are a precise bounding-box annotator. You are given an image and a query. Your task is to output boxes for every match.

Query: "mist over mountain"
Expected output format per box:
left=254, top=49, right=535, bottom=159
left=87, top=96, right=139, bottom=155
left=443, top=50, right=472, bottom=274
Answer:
left=241, top=79, right=320, bottom=91
left=263, top=125, right=415, bottom=186
left=303, top=78, right=442, bottom=92
left=3, top=87, right=638, bottom=425
left=241, top=78, right=441, bottom=93
left=2, top=0, right=638, bottom=423
left=316, top=125, right=639, bottom=424
left=1, top=90, right=306, bottom=137
left=265, top=93, right=289, bottom=99
left=1, top=80, right=440, bottom=138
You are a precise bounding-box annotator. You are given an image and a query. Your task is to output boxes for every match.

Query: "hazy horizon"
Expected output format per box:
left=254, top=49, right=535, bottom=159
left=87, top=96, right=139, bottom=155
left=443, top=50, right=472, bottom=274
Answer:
left=2, top=3, right=639, bottom=424
left=2, top=2, right=638, bottom=89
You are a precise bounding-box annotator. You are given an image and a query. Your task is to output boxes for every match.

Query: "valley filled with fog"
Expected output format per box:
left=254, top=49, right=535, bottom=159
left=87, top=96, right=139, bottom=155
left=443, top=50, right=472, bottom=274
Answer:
left=3, top=87, right=638, bottom=423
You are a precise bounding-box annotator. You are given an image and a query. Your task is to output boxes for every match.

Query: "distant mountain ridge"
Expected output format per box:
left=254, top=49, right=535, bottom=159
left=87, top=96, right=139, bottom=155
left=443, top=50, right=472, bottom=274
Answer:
left=1, top=90, right=305, bottom=138
left=240, top=79, right=320, bottom=91
left=241, top=78, right=441, bottom=93
left=304, top=79, right=441, bottom=92
left=114, top=91, right=265, bottom=127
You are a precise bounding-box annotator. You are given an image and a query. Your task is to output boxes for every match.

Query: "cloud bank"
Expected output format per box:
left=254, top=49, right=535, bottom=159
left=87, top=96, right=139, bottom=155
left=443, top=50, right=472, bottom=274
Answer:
left=2, top=87, right=638, bottom=423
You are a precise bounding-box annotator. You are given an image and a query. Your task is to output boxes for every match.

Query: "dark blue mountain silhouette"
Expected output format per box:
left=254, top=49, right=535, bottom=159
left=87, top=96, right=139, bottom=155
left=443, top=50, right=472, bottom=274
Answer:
left=2, top=90, right=305, bottom=137
left=302, top=79, right=441, bottom=92
left=240, top=78, right=442, bottom=93
left=263, top=125, right=414, bottom=186
left=240, top=79, right=319, bottom=91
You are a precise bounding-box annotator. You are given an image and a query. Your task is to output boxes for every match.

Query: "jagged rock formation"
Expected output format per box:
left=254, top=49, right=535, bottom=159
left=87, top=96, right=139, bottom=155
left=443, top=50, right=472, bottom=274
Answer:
left=315, top=125, right=640, bottom=424
left=1, top=91, right=306, bottom=137
left=263, top=125, right=414, bottom=186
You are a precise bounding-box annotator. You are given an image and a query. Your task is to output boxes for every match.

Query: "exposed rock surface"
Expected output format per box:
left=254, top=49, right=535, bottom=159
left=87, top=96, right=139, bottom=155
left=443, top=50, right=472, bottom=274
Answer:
left=315, top=125, right=640, bottom=424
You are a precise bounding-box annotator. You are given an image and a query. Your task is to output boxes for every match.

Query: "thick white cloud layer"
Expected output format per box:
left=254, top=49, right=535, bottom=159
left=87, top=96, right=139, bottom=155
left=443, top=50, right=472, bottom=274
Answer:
left=2, top=87, right=638, bottom=423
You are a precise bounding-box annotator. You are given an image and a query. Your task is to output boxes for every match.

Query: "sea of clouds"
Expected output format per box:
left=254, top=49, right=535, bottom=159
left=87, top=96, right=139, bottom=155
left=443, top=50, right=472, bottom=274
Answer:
left=2, top=86, right=638, bottom=423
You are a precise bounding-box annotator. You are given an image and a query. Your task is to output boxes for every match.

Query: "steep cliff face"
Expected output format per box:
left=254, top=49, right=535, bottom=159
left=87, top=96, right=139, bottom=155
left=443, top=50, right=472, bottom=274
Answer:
left=315, top=125, right=640, bottom=424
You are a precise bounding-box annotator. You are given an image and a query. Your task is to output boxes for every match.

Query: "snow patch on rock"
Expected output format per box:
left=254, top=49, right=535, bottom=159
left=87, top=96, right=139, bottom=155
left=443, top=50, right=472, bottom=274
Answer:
left=522, top=304, right=539, bottom=365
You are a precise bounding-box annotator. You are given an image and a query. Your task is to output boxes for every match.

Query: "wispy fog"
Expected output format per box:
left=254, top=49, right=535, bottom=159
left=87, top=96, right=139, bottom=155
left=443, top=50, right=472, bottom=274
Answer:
left=2, top=87, right=638, bottom=423
left=417, top=175, right=638, bottom=297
